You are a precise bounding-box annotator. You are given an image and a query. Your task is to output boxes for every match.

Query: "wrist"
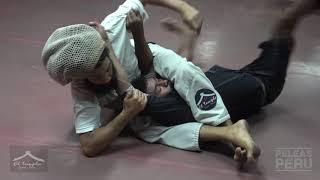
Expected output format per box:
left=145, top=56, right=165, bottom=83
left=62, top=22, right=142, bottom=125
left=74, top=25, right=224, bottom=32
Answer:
left=132, top=29, right=145, bottom=39
left=120, top=110, right=133, bottom=120
left=120, top=109, right=138, bottom=120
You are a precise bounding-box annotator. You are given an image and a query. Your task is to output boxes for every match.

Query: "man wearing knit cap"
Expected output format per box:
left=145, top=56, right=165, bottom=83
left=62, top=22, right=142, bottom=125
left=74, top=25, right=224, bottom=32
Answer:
left=42, top=0, right=266, bottom=163
left=42, top=0, right=206, bottom=157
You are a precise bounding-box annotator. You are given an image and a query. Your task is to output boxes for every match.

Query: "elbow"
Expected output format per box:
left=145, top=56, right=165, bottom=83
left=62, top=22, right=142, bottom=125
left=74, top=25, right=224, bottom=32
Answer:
left=81, top=143, right=111, bottom=158
left=79, top=130, right=114, bottom=157
left=81, top=145, right=98, bottom=158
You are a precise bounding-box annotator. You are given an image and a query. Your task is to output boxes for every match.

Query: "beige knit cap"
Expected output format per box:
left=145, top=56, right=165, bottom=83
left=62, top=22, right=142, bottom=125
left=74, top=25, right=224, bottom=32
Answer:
left=41, top=24, right=105, bottom=85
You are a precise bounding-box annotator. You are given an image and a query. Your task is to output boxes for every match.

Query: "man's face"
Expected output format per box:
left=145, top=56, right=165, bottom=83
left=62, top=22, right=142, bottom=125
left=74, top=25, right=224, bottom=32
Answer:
left=88, top=58, right=113, bottom=85
left=87, top=22, right=114, bottom=85
left=145, top=77, right=172, bottom=97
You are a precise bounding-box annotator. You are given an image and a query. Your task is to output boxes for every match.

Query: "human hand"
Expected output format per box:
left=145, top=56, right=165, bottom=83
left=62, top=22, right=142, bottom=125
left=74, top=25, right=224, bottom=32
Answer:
left=123, top=88, right=148, bottom=116
left=126, top=9, right=144, bottom=35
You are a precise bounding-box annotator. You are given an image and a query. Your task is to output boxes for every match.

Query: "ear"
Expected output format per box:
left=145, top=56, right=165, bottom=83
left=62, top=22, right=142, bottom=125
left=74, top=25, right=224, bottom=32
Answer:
left=88, top=21, right=99, bottom=27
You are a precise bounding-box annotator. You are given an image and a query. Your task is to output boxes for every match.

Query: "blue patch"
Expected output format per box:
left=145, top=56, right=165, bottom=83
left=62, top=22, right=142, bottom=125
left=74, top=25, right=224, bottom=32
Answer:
left=195, top=89, right=217, bottom=111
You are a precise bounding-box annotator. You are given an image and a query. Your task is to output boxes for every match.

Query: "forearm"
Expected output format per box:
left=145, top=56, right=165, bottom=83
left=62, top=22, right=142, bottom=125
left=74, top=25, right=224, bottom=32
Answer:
left=108, top=45, right=131, bottom=95
left=132, top=30, right=153, bottom=74
left=81, top=111, right=134, bottom=156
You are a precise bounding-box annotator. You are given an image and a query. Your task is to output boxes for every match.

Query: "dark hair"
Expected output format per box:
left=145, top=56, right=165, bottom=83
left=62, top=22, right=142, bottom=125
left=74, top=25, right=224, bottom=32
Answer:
left=132, top=77, right=147, bottom=93
left=95, top=48, right=109, bottom=69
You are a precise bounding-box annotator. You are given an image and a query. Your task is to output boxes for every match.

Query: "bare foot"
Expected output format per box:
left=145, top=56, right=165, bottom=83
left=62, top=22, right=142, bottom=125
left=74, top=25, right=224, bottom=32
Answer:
left=288, top=0, right=320, bottom=15
left=289, top=0, right=320, bottom=12
left=180, top=5, right=203, bottom=34
left=161, top=17, right=197, bottom=60
left=234, top=147, right=247, bottom=163
left=273, top=0, right=320, bottom=37
left=230, top=120, right=261, bottom=163
left=161, top=17, right=198, bottom=37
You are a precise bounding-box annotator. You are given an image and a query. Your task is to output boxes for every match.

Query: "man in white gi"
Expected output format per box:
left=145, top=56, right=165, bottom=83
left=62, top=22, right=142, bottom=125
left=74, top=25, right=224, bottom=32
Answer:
left=134, top=0, right=320, bottom=163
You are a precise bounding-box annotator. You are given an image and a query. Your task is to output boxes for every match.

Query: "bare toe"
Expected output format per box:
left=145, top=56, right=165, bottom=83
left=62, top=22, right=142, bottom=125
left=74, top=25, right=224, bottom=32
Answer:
left=234, top=147, right=242, bottom=161
left=234, top=147, right=248, bottom=163
left=232, top=120, right=261, bottom=163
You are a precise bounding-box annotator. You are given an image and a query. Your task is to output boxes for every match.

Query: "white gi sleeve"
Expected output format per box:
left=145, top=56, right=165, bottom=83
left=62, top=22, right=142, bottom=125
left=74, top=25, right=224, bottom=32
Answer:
left=101, top=0, right=149, bottom=81
left=71, top=81, right=102, bottom=134
left=73, top=98, right=102, bottom=134
left=130, top=117, right=203, bottom=151
left=148, top=43, right=230, bottom=126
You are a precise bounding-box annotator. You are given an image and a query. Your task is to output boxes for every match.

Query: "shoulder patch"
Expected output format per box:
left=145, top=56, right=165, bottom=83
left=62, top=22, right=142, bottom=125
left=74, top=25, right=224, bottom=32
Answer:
left=195, top=89, right=217, bottom=111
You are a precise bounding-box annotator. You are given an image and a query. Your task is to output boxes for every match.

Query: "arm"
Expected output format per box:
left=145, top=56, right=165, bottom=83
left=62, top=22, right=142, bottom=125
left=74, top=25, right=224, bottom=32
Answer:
left=79, top=110, right=135, bottom=157
left=126, top=10, right=154, bottom=74
left=120, top=0, right=201, bottom=72
left=72, top=83, right=147, bottom=157
left=100, top=0, right=201, bottom=79
left=107, top=41, right=133, bottom=95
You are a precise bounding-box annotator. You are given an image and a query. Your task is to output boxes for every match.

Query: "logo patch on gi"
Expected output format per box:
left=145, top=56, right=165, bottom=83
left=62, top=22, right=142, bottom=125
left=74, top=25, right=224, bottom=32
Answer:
left=195, top=89, right=217, bottom=111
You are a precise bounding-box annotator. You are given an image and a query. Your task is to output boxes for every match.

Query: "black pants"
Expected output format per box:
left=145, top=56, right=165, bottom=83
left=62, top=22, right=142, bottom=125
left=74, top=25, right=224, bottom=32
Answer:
left=142, top=37, right=294, bottom=125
